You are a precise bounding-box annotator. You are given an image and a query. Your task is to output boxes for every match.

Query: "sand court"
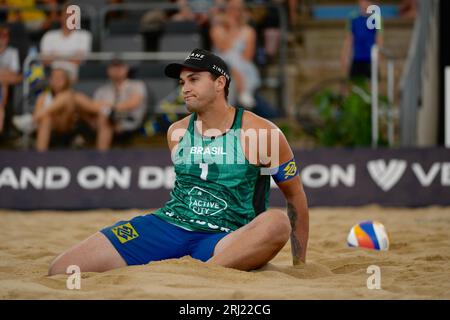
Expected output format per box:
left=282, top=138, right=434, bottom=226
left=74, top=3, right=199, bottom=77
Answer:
left=0, top=206, right=449, bottom=299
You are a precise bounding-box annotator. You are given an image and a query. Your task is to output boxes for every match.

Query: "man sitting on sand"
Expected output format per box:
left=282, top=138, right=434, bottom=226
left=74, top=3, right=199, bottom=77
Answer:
left=48, top=49, right=309, bottom=275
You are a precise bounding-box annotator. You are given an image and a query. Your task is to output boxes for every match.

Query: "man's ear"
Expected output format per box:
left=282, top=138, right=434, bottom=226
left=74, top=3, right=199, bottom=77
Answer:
left=215, top=75, right=226, bottom=93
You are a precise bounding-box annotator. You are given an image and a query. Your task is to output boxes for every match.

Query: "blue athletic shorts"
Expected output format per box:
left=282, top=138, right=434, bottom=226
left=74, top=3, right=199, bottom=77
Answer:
left=100, top=214, right=229, bottom=266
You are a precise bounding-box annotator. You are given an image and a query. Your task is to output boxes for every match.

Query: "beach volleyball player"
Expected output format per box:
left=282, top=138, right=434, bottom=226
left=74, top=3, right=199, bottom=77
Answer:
left=48, top=49, right=309, bottom=275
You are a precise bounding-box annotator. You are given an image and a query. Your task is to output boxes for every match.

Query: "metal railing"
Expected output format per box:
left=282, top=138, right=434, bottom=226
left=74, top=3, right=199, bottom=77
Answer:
left=371, top=45, right=399, bottom=148
left=446, top=66, right=450, bottom=148
left=399, top=0, right=436, bottom=146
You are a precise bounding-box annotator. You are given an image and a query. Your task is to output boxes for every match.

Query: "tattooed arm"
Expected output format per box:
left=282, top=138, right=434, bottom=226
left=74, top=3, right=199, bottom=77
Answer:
left=253, top=114, right=310, bottom=264
left=286, top=188, right=309, bottom=264
left=268, top=125, right=309, bottom=264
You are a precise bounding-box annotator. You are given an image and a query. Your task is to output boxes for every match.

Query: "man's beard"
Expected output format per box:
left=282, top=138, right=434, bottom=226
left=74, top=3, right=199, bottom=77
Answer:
left=185, top=90, right=216, bottom=112
left=185, top=95, right=214, bottom=113
left=186, top=102, right=200, bottom=113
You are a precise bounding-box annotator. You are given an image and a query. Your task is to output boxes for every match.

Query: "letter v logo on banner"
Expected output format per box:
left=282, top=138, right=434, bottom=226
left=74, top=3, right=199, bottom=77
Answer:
left=367, top=159, right=407, bottom=191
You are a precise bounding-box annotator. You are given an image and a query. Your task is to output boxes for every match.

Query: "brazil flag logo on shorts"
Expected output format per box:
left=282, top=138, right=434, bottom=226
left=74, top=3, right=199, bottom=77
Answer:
left=111, top=223, right=139, bottom=244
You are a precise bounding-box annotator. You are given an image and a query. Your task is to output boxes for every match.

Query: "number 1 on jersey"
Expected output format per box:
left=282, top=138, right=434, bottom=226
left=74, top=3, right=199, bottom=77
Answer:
left=199, top=163, right=208, bottom=180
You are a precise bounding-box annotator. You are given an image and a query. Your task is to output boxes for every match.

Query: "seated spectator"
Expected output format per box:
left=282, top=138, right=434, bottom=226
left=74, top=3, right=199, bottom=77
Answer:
left=105, top=0, right=125, bottom=26
left=140, top=0, right=220, bottom=51
left=170, top=0, right=222, bottom=22
left=249, top=0, right=298, bottom=64
left=32, top=60, right=78, bottom=151
left=210, top=0, right=261, bottom=109
left=3, top=5, right=30, bottom=65
left=39, top=4, right=92, bottom=77
left=75, top=59, right=148, bottom=151
left=40, top=0, right=63, bottom=32
left=33, top=59, right=147, bottom=151
left=6, top=0, right=47, bottom=31
left=0, top=25, right=22, bottom=136
left=171, top=0, right=196, bottom=22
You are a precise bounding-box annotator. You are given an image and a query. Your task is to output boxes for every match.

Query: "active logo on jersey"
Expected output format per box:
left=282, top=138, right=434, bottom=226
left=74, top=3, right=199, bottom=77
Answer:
left=111, top=222, right=139, bottom=244
left=188, top=186, right=228, bottom=216
left=283, top=161, right=298, bottom=179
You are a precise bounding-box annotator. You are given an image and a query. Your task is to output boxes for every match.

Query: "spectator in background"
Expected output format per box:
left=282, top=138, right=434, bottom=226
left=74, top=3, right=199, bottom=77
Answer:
left=249, top=0, right=298, bottom=64
left=0, top=25, right=22, bottom=136
left=210, top=0, right=260, bottom=109
left=78, top=59, right=148, bottom=151
left=139, top=0, right=222, bottom=52
left=5, top=0, right=47, bottom=31
left=3, top=6, right=30, bottom=66
left=105, top=0, right=125, bottom=24
left=169, top=0, right=223, bottom=21
left=40, top=0, right=64, bottom=32
left=340, top=0, right=383, bottom=80
left=169, top=0, right=223, bottom=50
left=139, top=0, right=192, bottom=52
left=32, top=61, right=78, bottom=151
left=39, top=4, right=92, bottom=77
left=170, top=0, right=196, bottom=21
left=399, top=0, right=416, bottom=19
left=32, top=59, right=147, bottom=151
left=250, top=0, right=298, bottom=29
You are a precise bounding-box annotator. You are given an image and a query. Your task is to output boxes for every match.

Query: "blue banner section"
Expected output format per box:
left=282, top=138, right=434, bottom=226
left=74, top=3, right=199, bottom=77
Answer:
left=0, top=148, right=449, bottom=210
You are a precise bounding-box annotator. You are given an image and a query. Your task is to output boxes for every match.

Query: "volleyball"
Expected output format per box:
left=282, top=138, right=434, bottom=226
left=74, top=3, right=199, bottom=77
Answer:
left=347, top=221, right=389, bottom=251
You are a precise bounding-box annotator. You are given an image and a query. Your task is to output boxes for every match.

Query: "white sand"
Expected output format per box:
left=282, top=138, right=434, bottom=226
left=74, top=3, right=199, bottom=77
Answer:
left=0, top=206, right=449, bottom=299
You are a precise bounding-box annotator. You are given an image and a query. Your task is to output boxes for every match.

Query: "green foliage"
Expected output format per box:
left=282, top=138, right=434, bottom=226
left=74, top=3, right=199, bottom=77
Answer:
left=278, top=123, right=292, bottom=140
left=312, top=81, right=387, bottom=147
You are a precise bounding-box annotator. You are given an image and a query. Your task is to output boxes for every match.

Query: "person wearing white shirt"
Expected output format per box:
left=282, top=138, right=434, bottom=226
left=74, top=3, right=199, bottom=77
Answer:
left=0, top=26, right=22, bottom=135
left=39, top=6, right=92, bottom=74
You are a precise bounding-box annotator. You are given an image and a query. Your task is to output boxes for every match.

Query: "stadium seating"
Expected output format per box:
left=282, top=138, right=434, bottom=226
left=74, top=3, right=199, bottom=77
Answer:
left=158, top=20, right=202, bottom=52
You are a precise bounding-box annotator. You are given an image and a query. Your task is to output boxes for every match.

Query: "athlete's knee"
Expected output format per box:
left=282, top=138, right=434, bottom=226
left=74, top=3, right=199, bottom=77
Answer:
left=264, top=209, right=291, bottom=245
left=48, top=247, right=81, bottom=276
left=48, top=253, right=70, bottom=276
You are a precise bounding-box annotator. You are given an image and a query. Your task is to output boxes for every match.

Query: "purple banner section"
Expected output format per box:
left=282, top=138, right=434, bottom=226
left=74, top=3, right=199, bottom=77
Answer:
left=0, top=148, right=449, bottom=210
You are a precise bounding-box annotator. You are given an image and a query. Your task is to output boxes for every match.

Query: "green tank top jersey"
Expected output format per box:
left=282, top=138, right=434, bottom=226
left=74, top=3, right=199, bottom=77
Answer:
left=153, top=107, right=271, bottom=233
